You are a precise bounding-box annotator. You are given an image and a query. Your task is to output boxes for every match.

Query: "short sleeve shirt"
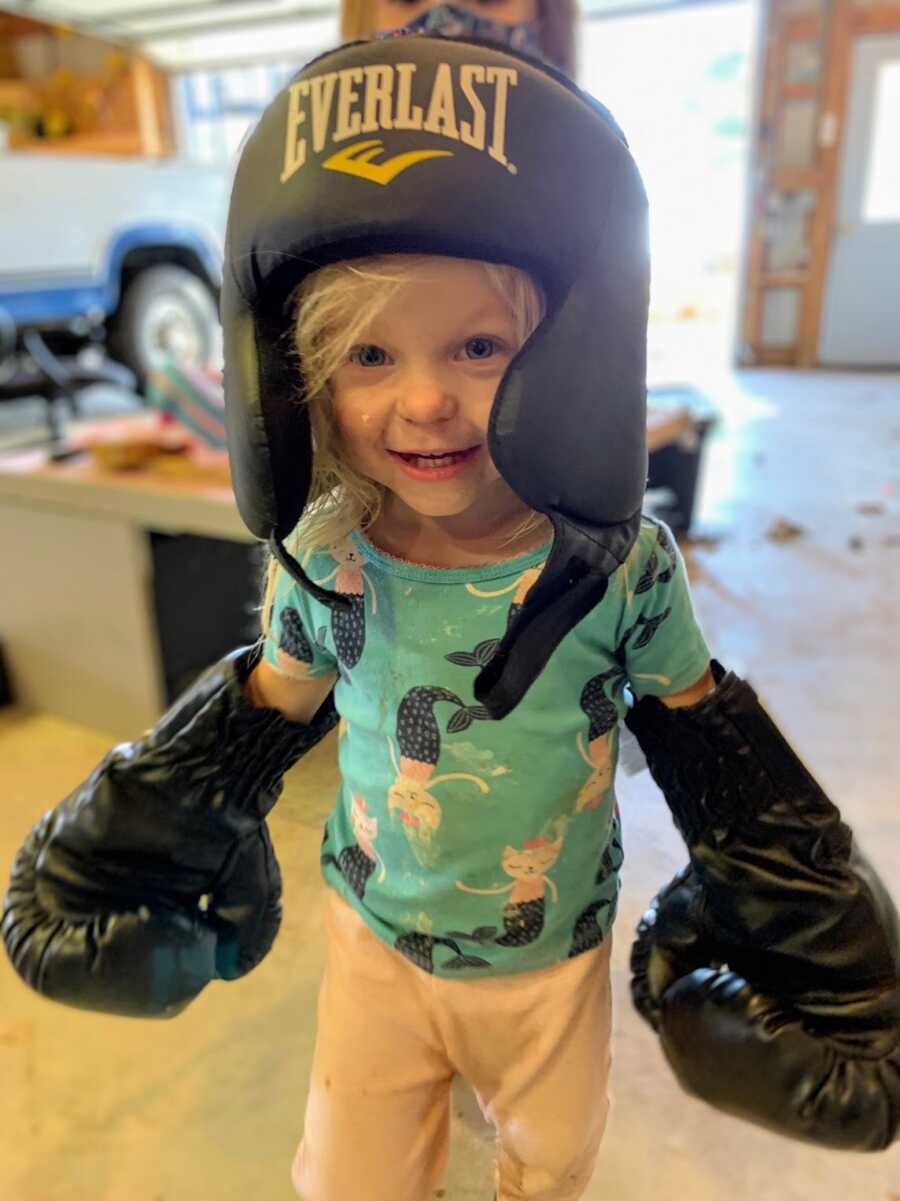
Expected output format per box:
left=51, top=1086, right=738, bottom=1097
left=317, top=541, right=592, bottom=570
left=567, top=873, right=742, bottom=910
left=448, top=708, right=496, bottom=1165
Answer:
left=263, top=513, right=710, bottom=978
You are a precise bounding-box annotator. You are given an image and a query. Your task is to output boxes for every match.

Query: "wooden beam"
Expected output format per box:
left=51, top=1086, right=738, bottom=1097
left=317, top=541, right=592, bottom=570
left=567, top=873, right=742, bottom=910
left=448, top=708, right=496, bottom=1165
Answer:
left=851, top=7, right=900, bottom=35
left=131, top=56, right=164, bottom=157
left=760, top=270, right=809, bottom=287
left=0, top=12, right=51, bottom=40
left=783, top=82, right=818, bottom=100
left=770, top=167, right=820, bottom=191
left=784, top=14, right=821, bottom=41
left=741, top=0, right=782, bottom=360
left=756, top=346, right=798, bottom=366
left=796, top=0, right=854, bottom=367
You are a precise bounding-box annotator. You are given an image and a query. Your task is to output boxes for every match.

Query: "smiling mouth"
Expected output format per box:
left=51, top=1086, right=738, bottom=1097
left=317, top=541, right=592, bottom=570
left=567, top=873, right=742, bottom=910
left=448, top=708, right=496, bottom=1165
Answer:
left=390, top=446, right=480, bottom=458
left=387, top=447, right=482, bottom=470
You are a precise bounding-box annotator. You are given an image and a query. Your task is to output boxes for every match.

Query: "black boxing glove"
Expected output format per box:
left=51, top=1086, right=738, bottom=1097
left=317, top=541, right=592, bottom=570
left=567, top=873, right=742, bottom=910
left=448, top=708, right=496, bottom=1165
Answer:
left=626, top=661, right=900, bottom=1150
left=2, top=643, right=337, bottom=1018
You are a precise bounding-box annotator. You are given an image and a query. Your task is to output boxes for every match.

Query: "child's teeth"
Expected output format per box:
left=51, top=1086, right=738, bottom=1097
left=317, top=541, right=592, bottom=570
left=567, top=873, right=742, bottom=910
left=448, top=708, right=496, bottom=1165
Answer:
left=423, top=453, right=459, bottom=466
left=403, top=450, right=471, bottom=468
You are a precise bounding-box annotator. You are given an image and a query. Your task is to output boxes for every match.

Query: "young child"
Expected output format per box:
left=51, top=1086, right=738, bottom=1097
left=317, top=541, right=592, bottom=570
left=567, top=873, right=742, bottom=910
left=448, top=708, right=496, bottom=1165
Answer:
left=248, top=250, right=715, bottom=1201
left=5, top=29, right=895, bottom=1201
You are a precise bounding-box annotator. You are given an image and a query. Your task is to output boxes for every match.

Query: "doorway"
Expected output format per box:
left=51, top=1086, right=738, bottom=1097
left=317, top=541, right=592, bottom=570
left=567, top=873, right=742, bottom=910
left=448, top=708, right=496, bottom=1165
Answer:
left=579, top=2, right=757, bottom=381
left=818, top=33, right=900, bottom=365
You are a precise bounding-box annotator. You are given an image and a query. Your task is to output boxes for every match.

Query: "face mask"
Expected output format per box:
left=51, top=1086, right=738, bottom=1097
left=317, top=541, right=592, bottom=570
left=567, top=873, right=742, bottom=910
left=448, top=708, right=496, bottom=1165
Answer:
left=375, top=3, right=544, bottom=62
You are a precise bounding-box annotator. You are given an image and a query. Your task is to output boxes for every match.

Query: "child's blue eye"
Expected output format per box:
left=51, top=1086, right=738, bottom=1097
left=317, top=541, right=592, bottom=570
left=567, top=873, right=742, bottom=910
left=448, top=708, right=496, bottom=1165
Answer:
left=464, top=337, right=497, bottom=360
left=349, top=345, right=387, bottom=367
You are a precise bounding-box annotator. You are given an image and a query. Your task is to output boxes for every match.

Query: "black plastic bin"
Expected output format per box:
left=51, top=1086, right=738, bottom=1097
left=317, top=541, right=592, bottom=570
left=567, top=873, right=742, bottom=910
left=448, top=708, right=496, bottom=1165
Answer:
left=149, top=532, right=266, bottom=704
left=646, top=385, right=718, bottom=534
left=0, top=642, right=13, bottom=708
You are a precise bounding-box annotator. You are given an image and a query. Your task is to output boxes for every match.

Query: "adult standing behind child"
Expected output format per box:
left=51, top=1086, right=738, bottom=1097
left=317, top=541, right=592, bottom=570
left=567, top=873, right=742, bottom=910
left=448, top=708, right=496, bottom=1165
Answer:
left=342, top=0, right=579, bottom=79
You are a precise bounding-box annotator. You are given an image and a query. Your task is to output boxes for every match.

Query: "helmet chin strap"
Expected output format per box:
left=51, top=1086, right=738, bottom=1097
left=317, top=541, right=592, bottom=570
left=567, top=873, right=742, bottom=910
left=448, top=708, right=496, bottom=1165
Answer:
left=268, top=533, right=351, bottom=610
left=472, top=511, right=641, bottom=720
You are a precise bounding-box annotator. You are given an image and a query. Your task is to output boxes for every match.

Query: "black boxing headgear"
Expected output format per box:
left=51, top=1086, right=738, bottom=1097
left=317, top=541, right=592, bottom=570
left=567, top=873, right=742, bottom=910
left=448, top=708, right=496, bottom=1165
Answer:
left=222, top=34, right=650, bottom=719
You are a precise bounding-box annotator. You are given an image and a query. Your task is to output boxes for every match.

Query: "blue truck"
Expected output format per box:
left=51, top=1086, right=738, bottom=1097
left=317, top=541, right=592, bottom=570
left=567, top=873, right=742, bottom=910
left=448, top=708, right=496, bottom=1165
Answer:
left=0, top=149, right=229, bottom=388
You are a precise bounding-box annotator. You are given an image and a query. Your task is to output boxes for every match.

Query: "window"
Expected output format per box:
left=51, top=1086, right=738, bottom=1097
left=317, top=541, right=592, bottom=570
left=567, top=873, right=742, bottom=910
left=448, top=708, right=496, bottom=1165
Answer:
left=176, top=62, right=297, bottom=164
left=863, top=59, right=900, bottom=223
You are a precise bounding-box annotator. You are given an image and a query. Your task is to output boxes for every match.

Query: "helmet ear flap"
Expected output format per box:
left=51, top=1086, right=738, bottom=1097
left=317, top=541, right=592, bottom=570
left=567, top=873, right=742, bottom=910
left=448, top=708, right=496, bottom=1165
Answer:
left=490, top=156, right=650, bottom=526
left=222, top=268, right=312, bottom=542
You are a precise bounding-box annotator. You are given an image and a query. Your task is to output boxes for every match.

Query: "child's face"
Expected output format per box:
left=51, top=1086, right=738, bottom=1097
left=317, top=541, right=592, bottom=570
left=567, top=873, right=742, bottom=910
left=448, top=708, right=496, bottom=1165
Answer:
left=372, top=1, right=538, bottom=34
left=329, top=255, right=529, bottom=536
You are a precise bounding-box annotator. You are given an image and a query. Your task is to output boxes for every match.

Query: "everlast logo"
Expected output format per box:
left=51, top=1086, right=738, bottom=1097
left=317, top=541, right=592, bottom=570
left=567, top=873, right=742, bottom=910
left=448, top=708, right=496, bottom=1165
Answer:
left=281, top=62, right=519, bottom=186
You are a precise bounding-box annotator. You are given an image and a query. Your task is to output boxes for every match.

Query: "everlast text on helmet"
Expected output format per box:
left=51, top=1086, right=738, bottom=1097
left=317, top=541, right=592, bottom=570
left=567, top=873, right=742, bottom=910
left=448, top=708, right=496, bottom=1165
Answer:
left=281, top=61, right=520, bottom=185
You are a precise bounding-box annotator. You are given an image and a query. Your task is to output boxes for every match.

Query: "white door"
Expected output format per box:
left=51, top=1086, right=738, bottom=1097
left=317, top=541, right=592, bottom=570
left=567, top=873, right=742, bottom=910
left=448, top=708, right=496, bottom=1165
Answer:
left=818, top=34, right=900, bottom=365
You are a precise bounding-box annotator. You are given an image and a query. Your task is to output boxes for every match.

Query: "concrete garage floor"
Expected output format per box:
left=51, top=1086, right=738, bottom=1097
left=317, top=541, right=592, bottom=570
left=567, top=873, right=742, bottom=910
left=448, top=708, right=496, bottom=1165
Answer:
left=1, top=367, right=899, bottom=1201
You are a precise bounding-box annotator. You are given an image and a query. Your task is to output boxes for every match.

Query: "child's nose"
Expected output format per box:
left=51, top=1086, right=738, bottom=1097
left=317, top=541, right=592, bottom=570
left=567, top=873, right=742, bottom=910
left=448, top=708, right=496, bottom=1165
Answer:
left=395, top=369, right=457, bottom=422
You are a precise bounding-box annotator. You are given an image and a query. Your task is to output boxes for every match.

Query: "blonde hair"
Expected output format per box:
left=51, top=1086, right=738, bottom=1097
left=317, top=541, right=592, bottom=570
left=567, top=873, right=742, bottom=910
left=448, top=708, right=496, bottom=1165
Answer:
left=259, top=253, right=549, bottom=635
left=340, top=0, right=579, bottom=80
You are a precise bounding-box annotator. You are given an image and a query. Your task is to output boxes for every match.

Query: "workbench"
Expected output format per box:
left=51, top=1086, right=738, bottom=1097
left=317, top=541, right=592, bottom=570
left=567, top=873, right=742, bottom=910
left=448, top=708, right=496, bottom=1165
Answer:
left=0, top=402, right=702, bottom=737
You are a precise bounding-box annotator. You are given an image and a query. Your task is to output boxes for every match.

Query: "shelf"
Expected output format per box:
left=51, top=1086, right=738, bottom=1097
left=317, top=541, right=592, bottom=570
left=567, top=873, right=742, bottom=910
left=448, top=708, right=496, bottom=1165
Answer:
left=761, top=270, right=808, bottom=287
left=782, top=82, right=818, bottom=100
left=770, top=167, right=820, bottom=192
left=7, top=131, right=147, bottom=156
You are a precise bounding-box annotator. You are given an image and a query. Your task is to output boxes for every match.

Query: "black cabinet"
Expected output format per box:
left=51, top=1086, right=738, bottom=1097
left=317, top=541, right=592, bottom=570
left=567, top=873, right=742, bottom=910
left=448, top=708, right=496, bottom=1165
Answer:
left=646, top=386, right=718, bottom=533
left=149, top=533, right=266, bottom=703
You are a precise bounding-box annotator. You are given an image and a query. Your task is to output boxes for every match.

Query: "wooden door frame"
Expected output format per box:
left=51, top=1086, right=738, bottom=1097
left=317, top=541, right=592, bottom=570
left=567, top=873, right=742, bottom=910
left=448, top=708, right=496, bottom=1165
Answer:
left=799, top=4, right=900, bottom=364
left=739, top=1, right=900, bottom=367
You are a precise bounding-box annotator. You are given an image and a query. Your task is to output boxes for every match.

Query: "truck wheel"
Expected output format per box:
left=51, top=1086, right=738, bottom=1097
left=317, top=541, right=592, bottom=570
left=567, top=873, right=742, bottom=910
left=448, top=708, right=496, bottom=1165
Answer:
left=107, top=264, right=221, bottom=387
left=0, top=307, right=16, bottom=385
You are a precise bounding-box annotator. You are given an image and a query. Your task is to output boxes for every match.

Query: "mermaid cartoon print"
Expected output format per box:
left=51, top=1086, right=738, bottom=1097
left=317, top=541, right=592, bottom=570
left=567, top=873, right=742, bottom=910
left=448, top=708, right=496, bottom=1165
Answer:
left=275, top=605, right=336, bottom=682
left=387, top=686, right=493, bottom=868
left=446, top=562, right=545, bottom=669
left=273, top=604, right=320, bottom=679
left=568, top=814, right=624, bottom=957
left=575, top=668, right=626, bottom=813
left=394, top=821, right=568, bottom=974
left=321, top=794, right=386, bottom=901
left=452, top=818, right=568, bottom=948
left=577, top=525, right=683, bottom=806
left=312, top=538, right=378, bottom=681
left=395, top=916, right=493, bottom=975
left=611, top=519, right=677, bottom=665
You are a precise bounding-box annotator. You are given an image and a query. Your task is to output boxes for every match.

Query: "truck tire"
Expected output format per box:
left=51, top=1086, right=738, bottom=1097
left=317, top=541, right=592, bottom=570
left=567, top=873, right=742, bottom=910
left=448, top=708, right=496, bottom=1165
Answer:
left=0, top=307, right=16, bottom=386
left=107, top=264, right=221, bottom=388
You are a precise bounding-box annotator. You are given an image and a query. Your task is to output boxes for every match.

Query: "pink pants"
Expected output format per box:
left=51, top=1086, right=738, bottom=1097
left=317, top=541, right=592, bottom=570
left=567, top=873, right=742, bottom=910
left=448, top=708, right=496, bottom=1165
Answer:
left=292, top=891, right=614, bottom=1201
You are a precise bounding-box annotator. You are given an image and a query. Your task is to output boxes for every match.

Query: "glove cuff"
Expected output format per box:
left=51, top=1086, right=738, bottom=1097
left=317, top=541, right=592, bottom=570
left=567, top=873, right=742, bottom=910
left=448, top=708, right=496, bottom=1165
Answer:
left=106, top=642, right=338, bottom=830
left=624, top=659, right=844, bottom=851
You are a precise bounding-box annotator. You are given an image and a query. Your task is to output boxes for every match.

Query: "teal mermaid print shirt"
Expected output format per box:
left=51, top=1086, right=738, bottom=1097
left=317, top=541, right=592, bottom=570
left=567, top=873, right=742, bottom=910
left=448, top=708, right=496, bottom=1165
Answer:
left=262, top=513, right=711, bottom=978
